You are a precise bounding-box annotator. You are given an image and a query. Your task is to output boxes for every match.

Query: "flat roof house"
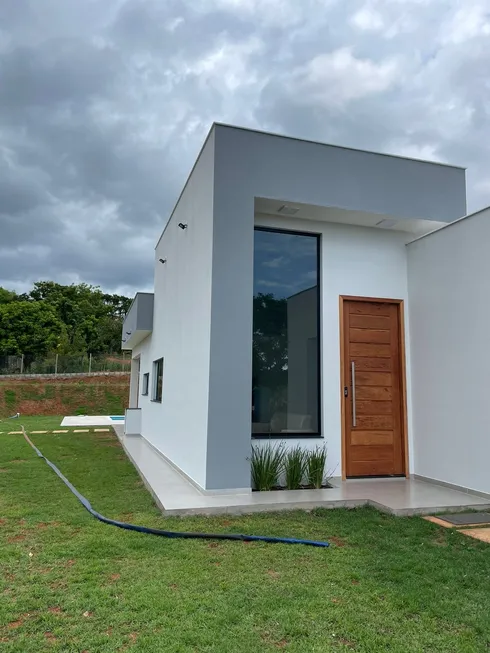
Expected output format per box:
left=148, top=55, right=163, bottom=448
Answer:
left=122, top=123, right=490, bottom=507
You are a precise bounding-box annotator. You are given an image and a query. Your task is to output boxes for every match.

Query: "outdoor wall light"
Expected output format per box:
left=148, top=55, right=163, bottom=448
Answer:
left=159, top=258, right=167, bottom=264
left=178, top=222, right=188, bottom=230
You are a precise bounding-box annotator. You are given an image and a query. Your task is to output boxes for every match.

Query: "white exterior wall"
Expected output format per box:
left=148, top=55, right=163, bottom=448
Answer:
left=134, top=132, right=215, bottom=489
left=407, top=208, right=490, bottom=495
left=255, top=214, right=414, bottom=477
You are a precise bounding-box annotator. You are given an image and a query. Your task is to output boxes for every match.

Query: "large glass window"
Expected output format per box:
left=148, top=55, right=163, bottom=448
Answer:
left=252, top=228, right=320, bottom=436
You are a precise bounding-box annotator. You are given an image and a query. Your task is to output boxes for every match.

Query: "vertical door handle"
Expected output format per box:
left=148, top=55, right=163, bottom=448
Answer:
left=351, top=361, right=356, bottom=427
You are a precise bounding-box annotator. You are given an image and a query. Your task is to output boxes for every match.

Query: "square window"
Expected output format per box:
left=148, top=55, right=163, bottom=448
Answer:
left=152, top=358, right=164, bottom=402
left=141, top=372, right=149, bottom=396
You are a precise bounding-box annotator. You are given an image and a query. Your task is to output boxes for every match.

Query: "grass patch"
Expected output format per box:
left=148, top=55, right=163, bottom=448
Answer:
left=0, top=415, right=64, bottom=431
left=4, top=389, right=16, bottom=413
left=1, top=418, right=490, bottom=651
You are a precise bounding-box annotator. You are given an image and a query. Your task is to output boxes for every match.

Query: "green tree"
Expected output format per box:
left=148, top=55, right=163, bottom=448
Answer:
left=0, top=282, right=132, bottom=358
left=0, top=288, right=17, bottom=304
left=252, top=293, right=288, bottom=384
left=28, top=281, right=131, bottom=355
left=0, top=301, right=65, bottom=361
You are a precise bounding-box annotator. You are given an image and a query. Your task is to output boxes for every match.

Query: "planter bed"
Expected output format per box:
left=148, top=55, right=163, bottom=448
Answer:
left=252, top=483, right=333, bottom=492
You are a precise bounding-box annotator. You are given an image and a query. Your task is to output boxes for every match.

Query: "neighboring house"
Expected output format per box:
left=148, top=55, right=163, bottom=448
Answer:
left=122, top=123, right=490, bottom=497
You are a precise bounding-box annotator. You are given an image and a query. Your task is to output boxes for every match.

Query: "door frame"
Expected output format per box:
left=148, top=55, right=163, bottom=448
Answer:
left=339, top=295, right=409, bottom=480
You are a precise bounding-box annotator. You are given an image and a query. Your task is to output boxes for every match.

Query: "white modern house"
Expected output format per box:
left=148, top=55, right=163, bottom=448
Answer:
left=122, top=123, right=490, bottom=502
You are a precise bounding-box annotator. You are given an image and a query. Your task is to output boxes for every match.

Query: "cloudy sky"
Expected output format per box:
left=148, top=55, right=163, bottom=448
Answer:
left=1, top=0, right=489, bottom=297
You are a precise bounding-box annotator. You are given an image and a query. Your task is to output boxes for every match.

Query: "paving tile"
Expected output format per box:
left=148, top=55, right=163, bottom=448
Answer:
left=94, top=428, right=110, bottom=432
left=440, top=511, right=490, bottom=525
left=118, top=434, right=490, bottom=517
left=423, top=516, right=454, bottom=528
left=74, top=429, right=89, bottom=433
left=460, top=528, right=490, bottom=543
left=31, top=430, right=48, bottom=434
left=8, top=431, right=23, bottom=435
left=53, top=430, right=69, bottom=433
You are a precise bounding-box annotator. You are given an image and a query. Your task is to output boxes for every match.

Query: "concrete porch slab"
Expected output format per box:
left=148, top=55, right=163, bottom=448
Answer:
left=113, top=429, right=490, bottom=517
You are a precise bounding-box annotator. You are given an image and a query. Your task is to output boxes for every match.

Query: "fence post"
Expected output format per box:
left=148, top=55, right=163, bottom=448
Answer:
left=55, top=353, right=58, bottom=376
left=89, top=353, right=92, bottom=374
left=20, top=354, right=24, bottom=374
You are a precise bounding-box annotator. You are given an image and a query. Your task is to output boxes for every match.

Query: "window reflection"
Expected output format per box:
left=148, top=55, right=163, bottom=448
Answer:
left=252, top=228, right=320, bottom=435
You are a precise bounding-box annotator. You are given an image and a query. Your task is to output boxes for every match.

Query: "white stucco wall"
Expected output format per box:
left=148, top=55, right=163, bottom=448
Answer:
left=134, top=131, right=215, bottom=489
left=407, top=208, right=490, bottom=495
left=255, top=213, right=414, bottom=478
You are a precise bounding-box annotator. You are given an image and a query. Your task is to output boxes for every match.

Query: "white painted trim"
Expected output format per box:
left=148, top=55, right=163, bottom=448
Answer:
left=407, top=204, right=490, bottom=244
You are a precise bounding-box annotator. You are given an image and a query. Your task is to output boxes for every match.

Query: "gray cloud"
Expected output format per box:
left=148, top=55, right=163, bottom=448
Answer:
left=0, top=0, right=489, bottom=295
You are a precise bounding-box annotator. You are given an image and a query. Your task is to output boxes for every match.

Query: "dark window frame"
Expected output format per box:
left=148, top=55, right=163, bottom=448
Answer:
left=252, top=226, right=322, bottom=439
left=141, top=372, right=149, bottom=396
left=151, top=358, right=164, bottom=403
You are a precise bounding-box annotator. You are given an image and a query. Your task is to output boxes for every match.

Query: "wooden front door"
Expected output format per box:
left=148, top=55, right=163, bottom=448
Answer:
left=342, top=299, right=406, bottom=477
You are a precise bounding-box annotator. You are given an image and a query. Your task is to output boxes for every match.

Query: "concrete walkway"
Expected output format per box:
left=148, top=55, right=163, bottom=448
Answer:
left=113, top=428, right=490, bottom=517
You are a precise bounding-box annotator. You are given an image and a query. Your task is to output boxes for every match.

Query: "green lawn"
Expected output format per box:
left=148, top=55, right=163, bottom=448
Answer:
left=0, top=415, right=65, bottom=431
left=0, top=415, right=118, bottom=432
left=1, top=421, right=490, bottom=652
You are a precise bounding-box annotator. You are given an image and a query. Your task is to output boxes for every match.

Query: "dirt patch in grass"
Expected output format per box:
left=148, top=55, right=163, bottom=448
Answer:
left=266, top=570, right=281, bottom=579
left=330, top=536, right=347, bottom=547
left=432, top=530, right=450, bottom=547
left=7, top=534, right=27, bottom=543
left=338, top=637, right=356, bottom=648
left=8, top=614, right=30, bottom=629
left=261, top=632, right=289, bottom=648
left=0, top=375, right=129, bottom=416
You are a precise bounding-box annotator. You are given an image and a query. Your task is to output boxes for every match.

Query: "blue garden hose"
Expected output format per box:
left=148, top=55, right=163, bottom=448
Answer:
left=21, top=429, right=329, bottom=548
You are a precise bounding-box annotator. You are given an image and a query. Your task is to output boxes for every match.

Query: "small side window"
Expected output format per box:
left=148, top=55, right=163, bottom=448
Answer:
left=152, top=358, right=164, bottom=402
left=141, top=373, right=149, bottom=396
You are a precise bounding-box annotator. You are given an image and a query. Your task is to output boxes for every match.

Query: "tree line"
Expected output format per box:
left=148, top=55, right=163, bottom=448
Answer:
left=0, top=282, right=132, bottom=363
